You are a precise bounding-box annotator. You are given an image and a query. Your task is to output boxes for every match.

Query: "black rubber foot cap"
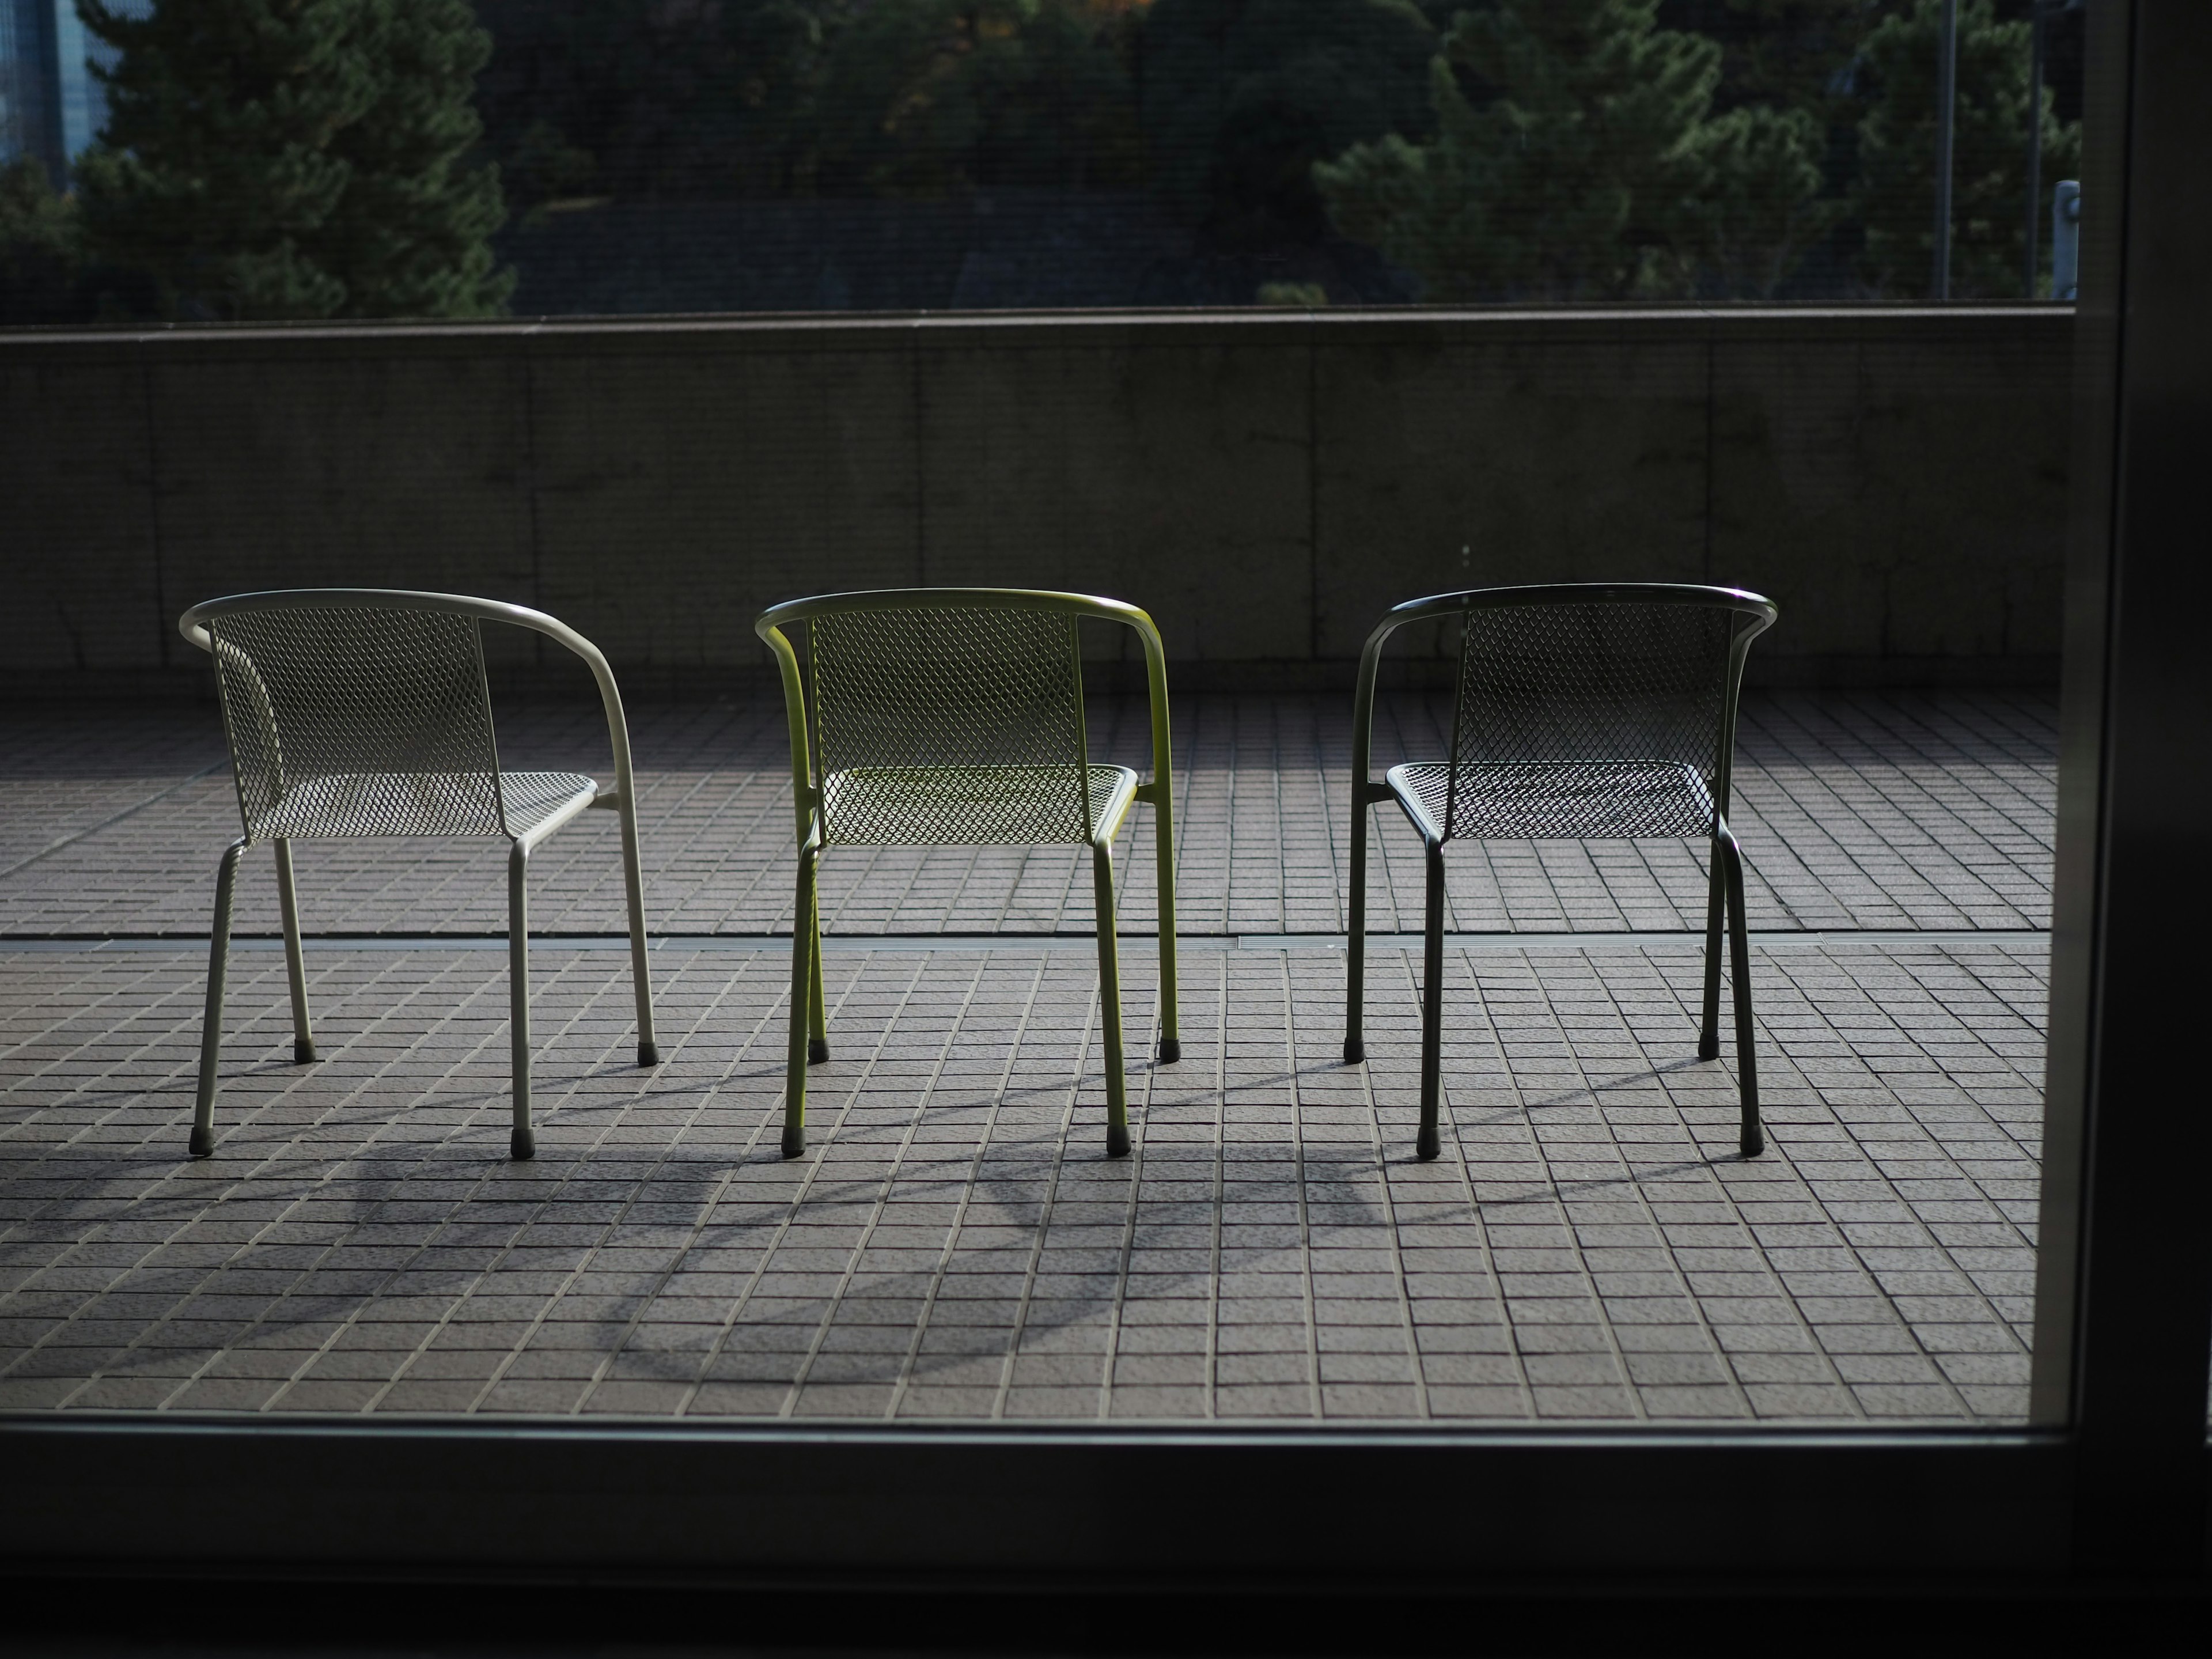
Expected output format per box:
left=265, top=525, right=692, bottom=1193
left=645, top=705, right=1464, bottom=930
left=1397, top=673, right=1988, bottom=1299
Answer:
left=781, top=1124, right=806, bottom=1159
left=1344, top=1036, right=1365, bottom=1064
left=187, top=1125, right=214, bottom=1158
left=1740, top=1122, right=1765, bottom=1159
left=511, top=1127, right=535, bottom=1160
left=639, top=1040, right=660, bottom=1067
left=293, top=1039, right=317, bottom=1064
left=1697, top=1034, right=1720, bottom=1062
left=1415, top=1125, right=1440, bottom=1162
left=1107, top=1123, right=1131, bottom=1158
left=1157, top=1037, right=1181, bottom=1065
left=808, top=1037, right=831, bottom=1065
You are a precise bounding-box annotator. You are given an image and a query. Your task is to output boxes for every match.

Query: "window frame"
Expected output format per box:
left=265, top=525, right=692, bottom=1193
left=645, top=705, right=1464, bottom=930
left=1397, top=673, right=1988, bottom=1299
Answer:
left=3, top=0, right=2206, bottom=1595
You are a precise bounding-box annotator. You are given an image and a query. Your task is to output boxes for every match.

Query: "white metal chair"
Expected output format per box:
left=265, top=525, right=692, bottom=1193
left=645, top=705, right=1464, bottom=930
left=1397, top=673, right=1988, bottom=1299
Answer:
left=178, top=589, right=658, bottom=1161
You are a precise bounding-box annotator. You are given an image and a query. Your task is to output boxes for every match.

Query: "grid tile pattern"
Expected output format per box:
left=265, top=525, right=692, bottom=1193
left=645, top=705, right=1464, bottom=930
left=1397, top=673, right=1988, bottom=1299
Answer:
left=0, top=691, right=2055, bottom=940
left=0, top=935, right=2042, bottom=1422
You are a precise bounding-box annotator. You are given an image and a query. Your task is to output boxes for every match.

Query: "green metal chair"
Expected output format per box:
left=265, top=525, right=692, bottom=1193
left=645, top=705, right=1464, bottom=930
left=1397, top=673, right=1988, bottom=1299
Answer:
left=178, top=589, right=658, bottom=1162
left=756, top=588, right=1180, bottom=1160
left=1343, top=583, right=1778, bottom=1162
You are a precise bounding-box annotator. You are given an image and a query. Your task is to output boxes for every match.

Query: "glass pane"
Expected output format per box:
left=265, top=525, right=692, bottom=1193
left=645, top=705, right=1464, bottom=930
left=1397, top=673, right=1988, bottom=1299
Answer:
left=0, top=2, right=2077, bottom=1434
left=0, top=0, right=2085, bottom=322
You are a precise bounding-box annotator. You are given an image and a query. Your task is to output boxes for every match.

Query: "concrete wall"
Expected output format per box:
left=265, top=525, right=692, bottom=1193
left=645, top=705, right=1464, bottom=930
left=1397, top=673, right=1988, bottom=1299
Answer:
left=1, top=306, right=2070, bottom=696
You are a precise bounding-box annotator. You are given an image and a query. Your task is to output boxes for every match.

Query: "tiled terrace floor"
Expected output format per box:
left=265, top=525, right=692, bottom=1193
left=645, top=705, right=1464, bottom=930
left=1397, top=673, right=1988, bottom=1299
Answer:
left=0, top=691, right=2054, bottom=1423
left=1, top=689, right=2055, bottom=938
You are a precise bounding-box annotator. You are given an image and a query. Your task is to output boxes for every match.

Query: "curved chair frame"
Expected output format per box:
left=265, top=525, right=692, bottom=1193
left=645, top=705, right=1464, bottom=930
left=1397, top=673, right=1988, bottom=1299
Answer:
left=180, top=588, right=658, bottom=1161
left=757, top=587, right=1180, bottom=1161
left=1343, top=582, right=1778, bottom=1161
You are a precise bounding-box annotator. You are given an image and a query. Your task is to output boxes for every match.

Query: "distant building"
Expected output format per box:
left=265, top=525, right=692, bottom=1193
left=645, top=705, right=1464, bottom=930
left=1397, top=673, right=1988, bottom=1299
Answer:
left=0, top=0, right=148, bottom=183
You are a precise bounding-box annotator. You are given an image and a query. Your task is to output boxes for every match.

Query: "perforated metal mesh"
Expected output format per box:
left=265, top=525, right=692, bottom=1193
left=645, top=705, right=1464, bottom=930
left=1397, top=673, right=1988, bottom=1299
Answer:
left=1429, top=600, right=1742, bottom=841
left=496, top=770, right=603, bottom=838
left=810, top=605, right=1106, bottom=846
left=207, top=604, right=543, bottom=842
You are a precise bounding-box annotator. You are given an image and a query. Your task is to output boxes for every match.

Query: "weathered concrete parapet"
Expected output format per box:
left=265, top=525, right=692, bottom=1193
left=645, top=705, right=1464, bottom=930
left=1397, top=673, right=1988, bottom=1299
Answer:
left=1, top=305, right=2068, bottom=696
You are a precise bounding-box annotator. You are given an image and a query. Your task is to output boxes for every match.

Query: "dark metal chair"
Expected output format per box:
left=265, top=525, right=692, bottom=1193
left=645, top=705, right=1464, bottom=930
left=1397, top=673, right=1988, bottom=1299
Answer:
left=1342, top=583, right=1778, bottom=1161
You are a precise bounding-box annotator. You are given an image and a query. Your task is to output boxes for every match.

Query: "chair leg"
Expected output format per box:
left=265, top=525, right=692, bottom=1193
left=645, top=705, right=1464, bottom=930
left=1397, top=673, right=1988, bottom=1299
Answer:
left=509, top=843, right=535, bottom=1161
left=1344, top=795, right=1369, bottom=1064
left=273, top=839, right=315, bottom=1063
left=617, top=805, right=659, bottom=1067
left=1699, top=831, right=1725, bottom=1063
left=783, top=842, right=817, bottom=1158
left=1417, top=839, right=1444, bottom=1162
left=1153, top=793, right=1180, bottom=1065
left=1719, top=829, right=1763, bottom=1158
left=190, top=840, right=247, bottom=1158
left=1093, top=842, right=1131, bottom=1158
left=806, top=877, right=829, bottom=1066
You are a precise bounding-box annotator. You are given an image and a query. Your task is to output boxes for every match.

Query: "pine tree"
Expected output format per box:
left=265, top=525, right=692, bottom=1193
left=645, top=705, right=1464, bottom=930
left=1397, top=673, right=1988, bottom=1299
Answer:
left=1315, top=0, right=1731, bottom=300
left=0, top=158, right=89, bottom=323
left=75, top=0, right=513, bottom=320
left=813, top=0, right=1143, bottom=198
left=1677, top=101, right=1839, bottom=297
left=473, top=0, right=844, bottom=204
left=1138, top=0, right=1439, bottom=247
left=1852, top=0, right=2081, bottom=298
left=1662, top=0, right=1872, bottom=118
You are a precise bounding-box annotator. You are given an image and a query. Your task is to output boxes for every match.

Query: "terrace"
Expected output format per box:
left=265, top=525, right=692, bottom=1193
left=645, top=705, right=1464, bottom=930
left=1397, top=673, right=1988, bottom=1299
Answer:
left=0, top=684, right=2052, bottom=1425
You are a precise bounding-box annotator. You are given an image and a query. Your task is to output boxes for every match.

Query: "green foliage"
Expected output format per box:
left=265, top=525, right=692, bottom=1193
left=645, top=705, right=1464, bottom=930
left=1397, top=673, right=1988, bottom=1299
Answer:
left=505, top=121, right=600, bottom=220
left=1853, top=0, right=2080, bottom=298
left=1662, top=0, right=1872, bottom=116
left=0, top=158, right=79, bottom=262
left=814, top=0, right=1142, bottom=196
left=1677, top=101, right=1840, bottom=297
left=474, top=0, right=840, bottom=202
left=1139, top=0, right=1438, bottom=245
left=55, top=0, right=2077, bottom=315
left=76, top=0, right=513, bottom=320
left=0, top=157, right=93, bottom=323
left=476, top=1, right=1138, bottom=204
left=1317, top=0, right=1832, bottom=300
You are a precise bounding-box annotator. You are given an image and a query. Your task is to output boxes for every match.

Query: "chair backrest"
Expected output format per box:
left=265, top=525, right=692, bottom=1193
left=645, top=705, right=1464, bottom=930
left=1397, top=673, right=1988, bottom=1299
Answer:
left=1355, top=584, right=1777, bottom=840
left=755, top=588, right=1176, bottom=851
left=193, top=598, right=509, bottom=839
left=806, top=601, right=1092, bottom=845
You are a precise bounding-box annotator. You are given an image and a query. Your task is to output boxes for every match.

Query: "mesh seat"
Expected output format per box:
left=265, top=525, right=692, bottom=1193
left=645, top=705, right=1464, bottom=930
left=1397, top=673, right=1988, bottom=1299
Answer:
left=821, top=764, right=1138, bottom=847
left=1343, top=584, right=1777, bottom=1162
left=245, top=770, right=600, bottom=843
left=179, top=590, right=660, bottom=1165
left=757, top=589, right=1183, bottom=1160
left=1388, top=760, right=1715, bottom=843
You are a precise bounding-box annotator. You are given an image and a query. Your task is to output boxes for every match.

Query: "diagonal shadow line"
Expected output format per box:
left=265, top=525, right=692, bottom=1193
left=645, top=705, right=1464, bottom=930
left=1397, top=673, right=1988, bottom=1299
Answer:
left=1519, top=1056, right=1721, bottom=1112
left=0, top=759, right=231, bottom=884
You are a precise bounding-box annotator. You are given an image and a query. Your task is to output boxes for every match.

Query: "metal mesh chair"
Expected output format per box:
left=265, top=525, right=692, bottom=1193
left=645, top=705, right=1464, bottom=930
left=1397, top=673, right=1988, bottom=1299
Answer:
left=179, top=590, right=660, bottom=1161
left=756, top=589, right=1181, bottom=1160
left=1343, top=584, right=1778, bottom=1161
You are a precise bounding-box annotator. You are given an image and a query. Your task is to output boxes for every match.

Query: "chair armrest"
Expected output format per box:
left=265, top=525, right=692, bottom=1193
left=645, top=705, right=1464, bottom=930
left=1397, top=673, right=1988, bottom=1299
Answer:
left=179, top=589, right=645, bottom=824
left=753, top=615, right=818, bottom=847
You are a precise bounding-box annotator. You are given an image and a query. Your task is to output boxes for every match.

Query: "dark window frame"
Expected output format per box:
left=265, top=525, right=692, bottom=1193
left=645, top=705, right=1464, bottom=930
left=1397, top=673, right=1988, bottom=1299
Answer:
left=4, top=0, right=2206, bottom=1600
